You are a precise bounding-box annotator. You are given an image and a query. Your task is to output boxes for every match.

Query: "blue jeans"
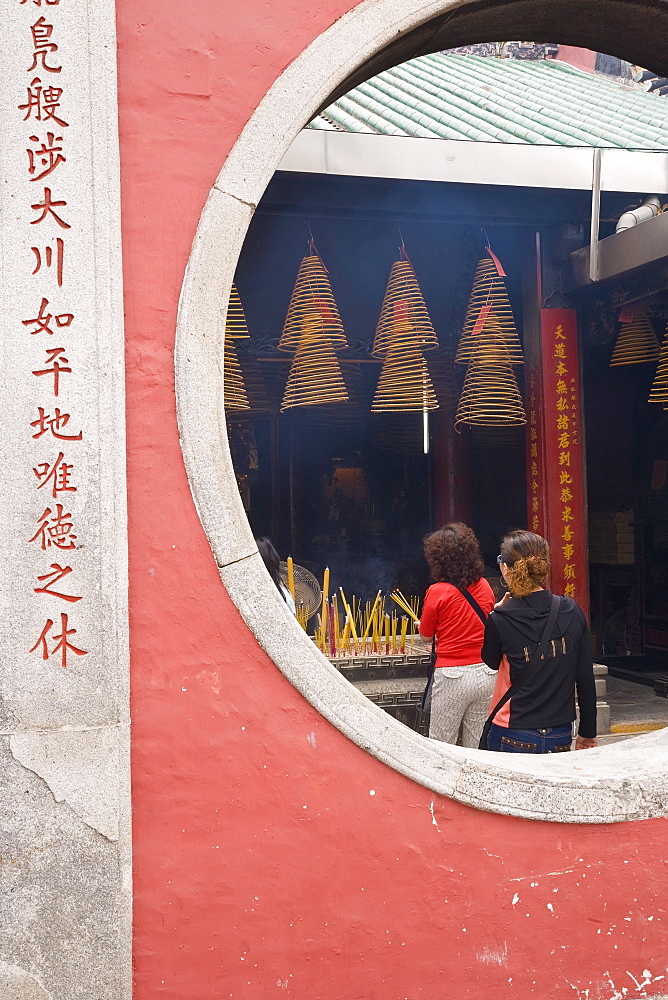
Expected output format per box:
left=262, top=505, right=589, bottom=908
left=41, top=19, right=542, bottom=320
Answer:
left=488, top=722, right=572, bottom=753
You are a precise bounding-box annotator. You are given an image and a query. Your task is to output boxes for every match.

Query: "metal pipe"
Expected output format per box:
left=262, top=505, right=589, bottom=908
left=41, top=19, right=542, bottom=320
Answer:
left=615, top=194, right=661, bottom=232
left=589, top=148, right=602, bottom=283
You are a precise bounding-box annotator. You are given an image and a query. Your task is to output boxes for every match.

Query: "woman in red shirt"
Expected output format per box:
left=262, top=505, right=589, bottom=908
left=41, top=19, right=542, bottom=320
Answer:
left=419, top=522, right=496, bottom=746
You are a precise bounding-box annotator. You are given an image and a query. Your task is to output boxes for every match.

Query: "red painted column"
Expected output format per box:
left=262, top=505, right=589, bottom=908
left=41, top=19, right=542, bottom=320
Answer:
left=433, top=410, right=472, bottom=525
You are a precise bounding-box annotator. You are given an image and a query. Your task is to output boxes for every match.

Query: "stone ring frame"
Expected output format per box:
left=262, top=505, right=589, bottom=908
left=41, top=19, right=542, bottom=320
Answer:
left=175, top=0, right=668, bottom=823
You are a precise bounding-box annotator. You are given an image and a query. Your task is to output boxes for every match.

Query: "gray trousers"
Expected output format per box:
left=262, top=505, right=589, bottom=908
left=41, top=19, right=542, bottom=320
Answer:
left=429, top=664, right=497, bottom=748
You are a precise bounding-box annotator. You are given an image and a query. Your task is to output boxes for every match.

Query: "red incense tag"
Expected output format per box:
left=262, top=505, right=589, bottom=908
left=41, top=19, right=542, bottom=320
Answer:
left=471, top=302, right=492, bottom=337
left=394, top=300, right=409, bottom=323
left=487, top=248, right=506, bottom=277
left=618, top=304, right=636, bottom=323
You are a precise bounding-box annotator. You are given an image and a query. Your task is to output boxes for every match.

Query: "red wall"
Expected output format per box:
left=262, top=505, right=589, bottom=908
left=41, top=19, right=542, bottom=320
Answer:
left=116, top=2, right=668, bottom=997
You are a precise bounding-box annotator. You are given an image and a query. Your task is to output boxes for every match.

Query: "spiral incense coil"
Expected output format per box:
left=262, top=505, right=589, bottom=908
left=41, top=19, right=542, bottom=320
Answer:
left=372, top=258, right=439, bottom=357
left=223, top=338, right=251, bottom=411
left=278, top=253, right=348, bottom=352
left=610, top=309, right=661, bottom=366
left=371, top=322, right=439, bottom=413
left=280, top=319, right=349, bottom=411
left=455, top=254, right=523, bottom=365
left=454, top=329, right=526, bottom=431
left=648, top=326, right=668, bottom=406
left=225, top=283, right=251, bottom=340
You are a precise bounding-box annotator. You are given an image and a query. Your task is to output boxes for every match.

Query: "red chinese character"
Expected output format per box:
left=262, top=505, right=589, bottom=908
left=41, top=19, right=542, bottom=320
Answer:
left=28, top=505, right=77, bottom=550
left=557, top=414, right=569, bottom=431
left=564, top=583, right=576, bottom=598
left=560, top=488, right=573, bottom=503
left=27, top=132, right=65, bottom=181
left=32, top=347, right=71, bottom=396
left=559, top=450, right=571, bottom=466
left=555, top=361, right=568, bottom=376
left=23, top=298, right=73, bottom=336
left=531, top=515, right=539, bottom=531
left=28, top=17, right=62, bottom=73
left=562, top=506, right=574, bottom=523
left=562, top=543, right=574, bottom=561
left=558, top=432, right=571, bottom=450
left=564, top=564, right=576, bottom=580
left=31, top=187, right=70, bottom=229
left=29, top=613, right=87, bottom=667
left=554, top=325, right=566, bottom=340
left=556, top=398, right=569, bottom=412
left=33, top=451, right=76, bottom=497
left=556, top=380, right=567, bottom=395
left=560, top=471, right=573, bottom=484
left=31, top=237, right=64, bottom=286
left=19, top=78, right=68, bottom=127
left=21, top=0, right=61, bottom=6
left=31, top=407, right=82, bottom=441
left=554, top=343, right=566, bottom=359
left=562, top=525, right=574, bottom=542
left=34, top=562, right=82, bottom=602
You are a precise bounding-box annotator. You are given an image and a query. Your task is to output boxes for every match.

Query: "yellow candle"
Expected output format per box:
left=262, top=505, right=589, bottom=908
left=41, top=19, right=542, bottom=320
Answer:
left=391, top=615, right=397, bottom=655
left=286, top=556, right=296, bottom=603
left=400, top=616, right=408, bottom=653
left=320, top=567, right=330, bottom=651
left=384, top=615, right=390, bottom=653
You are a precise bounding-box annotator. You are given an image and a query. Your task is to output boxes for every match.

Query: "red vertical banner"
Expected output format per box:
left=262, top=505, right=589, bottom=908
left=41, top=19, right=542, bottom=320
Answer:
left=524, top=330, right=546, bottom=538
left=540, top=309, right=589, bottom=617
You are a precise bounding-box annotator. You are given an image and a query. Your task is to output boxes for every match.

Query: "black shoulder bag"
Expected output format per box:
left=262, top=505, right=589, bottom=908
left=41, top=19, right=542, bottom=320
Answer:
left=478, top=593, right=561, bottom=750
left=420, top=588, right=488, bottom=714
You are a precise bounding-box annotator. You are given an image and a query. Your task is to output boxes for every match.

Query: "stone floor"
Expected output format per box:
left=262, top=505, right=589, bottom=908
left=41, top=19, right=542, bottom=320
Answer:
left=599, top=675, right=668, bottom=745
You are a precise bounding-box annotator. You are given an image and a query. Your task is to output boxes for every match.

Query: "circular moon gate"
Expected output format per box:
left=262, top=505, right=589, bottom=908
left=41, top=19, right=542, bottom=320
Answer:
left=175, top=0, right=668, bottom=823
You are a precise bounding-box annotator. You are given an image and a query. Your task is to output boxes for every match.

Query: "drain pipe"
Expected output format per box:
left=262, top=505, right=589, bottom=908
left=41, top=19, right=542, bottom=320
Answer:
left=616, top=195, right=661, bottom=232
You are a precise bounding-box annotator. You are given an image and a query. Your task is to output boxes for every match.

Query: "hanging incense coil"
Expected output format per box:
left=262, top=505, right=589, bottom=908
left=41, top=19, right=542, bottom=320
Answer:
left=371, top=321, right=439, bottom=413
left=278, top=252, right=347, bottom=352
left=454, top=327, right=526, bottom=431
left=225, top=283, right=250, bottom=340
left=224, top=338, right=251, bottom=411
left=455, top=253, right=523, bottom=365
left=280, top=317, right=349, bottom=411
left=648, top=326, right=668, bottom=406
left=610, top=309, right=661, bottom=366
left=372, top=258, right=439, bottom=357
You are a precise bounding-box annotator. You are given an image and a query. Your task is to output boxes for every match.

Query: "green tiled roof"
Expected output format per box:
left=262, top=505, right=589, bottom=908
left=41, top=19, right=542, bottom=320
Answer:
left=309, top=53, right=668, bottom=148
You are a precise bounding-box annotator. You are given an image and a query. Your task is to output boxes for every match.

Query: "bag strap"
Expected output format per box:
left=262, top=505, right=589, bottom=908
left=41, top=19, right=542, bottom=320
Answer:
left=457, top=586, right=487, bottom=624
left=478, top=593, right=561, bottom=750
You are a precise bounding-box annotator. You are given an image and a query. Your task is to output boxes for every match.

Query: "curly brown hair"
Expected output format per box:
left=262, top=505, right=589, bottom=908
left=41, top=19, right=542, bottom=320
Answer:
left=423, top=522, right=485, bottom=589
left=500, top=530, right=550, bottom=597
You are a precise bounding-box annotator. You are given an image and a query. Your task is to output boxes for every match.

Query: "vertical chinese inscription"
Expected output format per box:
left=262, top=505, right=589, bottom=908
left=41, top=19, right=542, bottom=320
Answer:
left=14, top=4, right=89, bottom=666
left=540, top=309, right=589, bottom=615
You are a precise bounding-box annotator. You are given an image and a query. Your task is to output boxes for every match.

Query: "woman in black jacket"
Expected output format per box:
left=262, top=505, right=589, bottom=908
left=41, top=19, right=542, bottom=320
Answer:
left=481, top=530, right=597, bottom=753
